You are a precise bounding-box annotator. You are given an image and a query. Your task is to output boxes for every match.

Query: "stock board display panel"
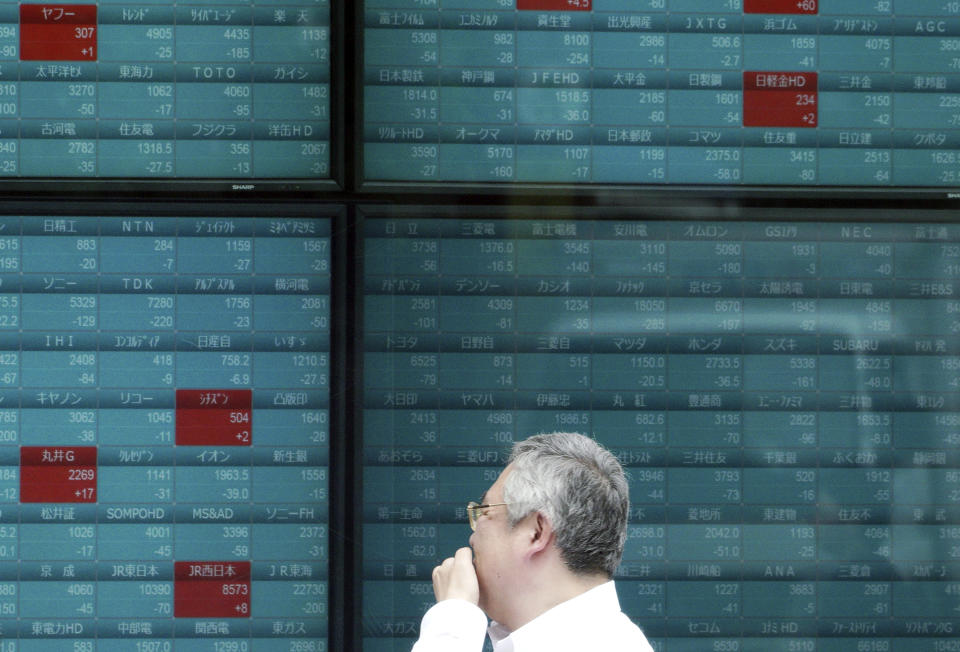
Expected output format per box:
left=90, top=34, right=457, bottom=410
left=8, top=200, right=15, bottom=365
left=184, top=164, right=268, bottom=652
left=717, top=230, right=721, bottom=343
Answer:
left=364, top=0, right=960, bottom=187
left=361, top=208, right=960, bottom=651
left=0, top=214, right=331, bottom=651
left=0, top=0, right=330, bottom=179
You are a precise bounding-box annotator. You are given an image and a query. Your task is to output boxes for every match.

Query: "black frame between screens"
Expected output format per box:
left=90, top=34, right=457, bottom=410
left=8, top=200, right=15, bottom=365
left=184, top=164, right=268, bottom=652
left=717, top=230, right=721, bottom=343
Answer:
left=2, top=0, right=960, bottom=648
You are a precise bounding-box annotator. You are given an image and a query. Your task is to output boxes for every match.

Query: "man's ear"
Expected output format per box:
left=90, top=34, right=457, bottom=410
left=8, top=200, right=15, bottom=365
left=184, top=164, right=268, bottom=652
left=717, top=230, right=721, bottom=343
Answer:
left=526, top=512, right=554, bottom=556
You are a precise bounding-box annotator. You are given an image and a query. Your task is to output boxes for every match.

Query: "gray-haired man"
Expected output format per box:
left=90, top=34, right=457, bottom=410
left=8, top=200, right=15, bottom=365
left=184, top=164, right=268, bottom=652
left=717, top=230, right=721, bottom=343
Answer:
left=413, top=431, right=653, bottom=652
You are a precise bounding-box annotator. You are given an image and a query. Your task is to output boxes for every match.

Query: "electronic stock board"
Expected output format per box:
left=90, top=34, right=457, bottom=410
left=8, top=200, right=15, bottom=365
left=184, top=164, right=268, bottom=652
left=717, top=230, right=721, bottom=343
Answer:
left=358, top=1, right=960, bottom=651
left=0, top=0, right=335, bottom=646
left=6, top=1, right=960, bottom=652
left=361, top=207, right=960, bottom=652
left=363, top=0, right=960, bottom=187
left=0, top=209, right=334, bottom=652
left=0, top=0, right=331, bottom=182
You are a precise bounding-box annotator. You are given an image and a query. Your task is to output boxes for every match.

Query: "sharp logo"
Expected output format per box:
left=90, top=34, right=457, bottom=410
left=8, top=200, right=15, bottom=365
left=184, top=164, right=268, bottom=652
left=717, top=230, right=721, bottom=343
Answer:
left=232, top=184, right=255, bottom=191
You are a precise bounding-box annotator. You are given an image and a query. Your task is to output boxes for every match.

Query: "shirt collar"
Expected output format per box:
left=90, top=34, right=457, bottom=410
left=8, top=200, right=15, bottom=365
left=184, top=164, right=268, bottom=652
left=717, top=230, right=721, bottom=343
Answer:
left=487, top=581, right=620, bottom=648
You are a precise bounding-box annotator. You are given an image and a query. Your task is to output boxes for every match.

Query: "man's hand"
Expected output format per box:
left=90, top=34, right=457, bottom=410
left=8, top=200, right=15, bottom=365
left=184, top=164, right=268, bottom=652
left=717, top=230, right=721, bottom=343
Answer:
left=431, top=547, right=479, bottom=605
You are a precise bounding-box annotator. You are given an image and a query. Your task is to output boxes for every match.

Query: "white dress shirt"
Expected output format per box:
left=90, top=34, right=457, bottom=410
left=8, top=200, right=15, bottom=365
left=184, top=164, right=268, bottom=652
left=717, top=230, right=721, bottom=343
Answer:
left=412, top=581, right=654, bottom=652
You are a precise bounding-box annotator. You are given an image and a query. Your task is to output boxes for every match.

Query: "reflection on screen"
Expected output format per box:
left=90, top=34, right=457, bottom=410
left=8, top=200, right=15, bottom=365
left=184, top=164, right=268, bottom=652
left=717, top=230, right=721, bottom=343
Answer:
left=361, top=209, right=960, bottom=651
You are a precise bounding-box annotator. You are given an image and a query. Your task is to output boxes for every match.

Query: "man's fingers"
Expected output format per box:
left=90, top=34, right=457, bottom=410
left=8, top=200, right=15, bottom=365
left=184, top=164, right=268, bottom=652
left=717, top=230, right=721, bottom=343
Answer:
left=432, top=556, right=452, bottom=595
left=453, top=546, right=473, bottom=566
left=431, top=547, right=479, bottom=605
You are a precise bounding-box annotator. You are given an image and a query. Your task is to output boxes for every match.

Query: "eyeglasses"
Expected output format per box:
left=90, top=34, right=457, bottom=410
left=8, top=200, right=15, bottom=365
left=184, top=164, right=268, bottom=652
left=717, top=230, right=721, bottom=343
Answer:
left=466, top=501, right=508, bottom=531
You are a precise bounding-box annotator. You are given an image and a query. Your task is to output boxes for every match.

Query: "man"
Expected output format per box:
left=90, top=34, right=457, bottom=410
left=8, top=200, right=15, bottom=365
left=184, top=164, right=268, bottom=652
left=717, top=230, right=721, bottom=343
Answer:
left=412, top=431, right=654, bottom=652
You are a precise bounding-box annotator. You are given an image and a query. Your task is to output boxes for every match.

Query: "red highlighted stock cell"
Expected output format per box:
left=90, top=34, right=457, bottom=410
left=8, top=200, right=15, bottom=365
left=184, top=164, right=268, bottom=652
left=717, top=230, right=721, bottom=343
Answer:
left=20, top=446, right=97, bottom=503
left=744, top=0, right=817, bottom=13
left=20, top=4, right=97, bottom=61
left=743, top=71, right=818, bottom=128
left=175, top=561, right=251, bottom=618
left=176, top=389, right=252, bottom=446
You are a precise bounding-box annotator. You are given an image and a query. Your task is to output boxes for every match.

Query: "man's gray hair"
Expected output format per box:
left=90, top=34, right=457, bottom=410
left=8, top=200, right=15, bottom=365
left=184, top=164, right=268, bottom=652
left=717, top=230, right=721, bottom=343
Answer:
left=502, top=431, right=629, bottom=577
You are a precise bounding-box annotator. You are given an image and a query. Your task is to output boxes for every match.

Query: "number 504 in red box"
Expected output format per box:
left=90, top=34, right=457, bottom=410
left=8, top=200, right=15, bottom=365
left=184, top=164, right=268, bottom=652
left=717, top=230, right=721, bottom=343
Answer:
left=176, top=389, right=252, bottom=446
